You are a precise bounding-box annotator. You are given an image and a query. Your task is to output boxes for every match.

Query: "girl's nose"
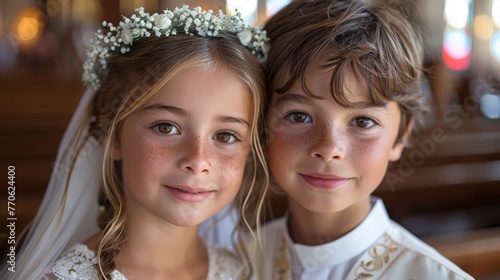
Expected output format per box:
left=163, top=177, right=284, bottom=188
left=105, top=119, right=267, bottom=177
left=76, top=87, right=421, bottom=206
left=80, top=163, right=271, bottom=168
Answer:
left=178, top=136, right=211, bottom=174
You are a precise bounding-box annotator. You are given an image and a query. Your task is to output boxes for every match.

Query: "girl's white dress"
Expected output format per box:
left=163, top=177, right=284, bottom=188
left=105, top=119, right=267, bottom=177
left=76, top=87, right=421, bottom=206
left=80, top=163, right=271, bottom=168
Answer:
left=40, top=244, right=240, bottom=280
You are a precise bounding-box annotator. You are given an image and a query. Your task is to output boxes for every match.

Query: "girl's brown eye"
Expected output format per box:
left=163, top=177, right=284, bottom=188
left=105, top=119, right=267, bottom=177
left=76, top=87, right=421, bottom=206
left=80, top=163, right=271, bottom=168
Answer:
left=153, top=123, right=179, bottom=135
left=214, top=132, right=238, bottom=144
left=217, top=134, right=231, bottom=143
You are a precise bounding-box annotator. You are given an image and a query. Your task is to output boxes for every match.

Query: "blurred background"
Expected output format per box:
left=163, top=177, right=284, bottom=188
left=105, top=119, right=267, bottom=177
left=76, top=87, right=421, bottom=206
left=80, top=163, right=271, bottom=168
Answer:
left=0, top=0, right=499, bottom=278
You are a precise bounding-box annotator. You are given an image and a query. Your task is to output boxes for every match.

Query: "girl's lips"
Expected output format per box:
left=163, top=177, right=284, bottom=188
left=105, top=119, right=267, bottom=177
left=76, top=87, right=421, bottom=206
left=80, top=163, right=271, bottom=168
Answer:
left=299, top=174, right=350, bottom=189
left=165, top=185, right=214, bottom=202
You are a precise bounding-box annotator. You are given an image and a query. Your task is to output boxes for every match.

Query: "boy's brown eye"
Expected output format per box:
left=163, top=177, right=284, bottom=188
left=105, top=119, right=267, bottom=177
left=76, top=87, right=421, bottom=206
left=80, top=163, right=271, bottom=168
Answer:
left=285, top=112, right=312, bottom=123
left=294, top=113, right=307, bottom=122
left=290, top=113, right=311, bottom=123
left=353, top=117, right=375, bottom=129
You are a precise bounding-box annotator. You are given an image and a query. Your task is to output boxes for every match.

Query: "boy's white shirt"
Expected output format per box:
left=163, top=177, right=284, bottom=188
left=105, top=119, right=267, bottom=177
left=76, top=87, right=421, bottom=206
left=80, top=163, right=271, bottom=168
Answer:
left=248, top=197, right=474, bottom=280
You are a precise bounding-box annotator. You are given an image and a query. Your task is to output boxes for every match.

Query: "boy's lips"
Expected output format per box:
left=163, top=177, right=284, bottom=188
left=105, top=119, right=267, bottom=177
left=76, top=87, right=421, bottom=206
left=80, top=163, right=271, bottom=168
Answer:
left=164, top=185, right=215, bottom=202
left=299, top=173, right=350, bottom=189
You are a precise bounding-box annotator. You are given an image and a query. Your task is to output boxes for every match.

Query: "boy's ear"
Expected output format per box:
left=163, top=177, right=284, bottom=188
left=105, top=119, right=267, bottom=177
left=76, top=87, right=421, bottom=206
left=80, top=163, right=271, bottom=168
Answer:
left=389, top=118, right=413, bottom=162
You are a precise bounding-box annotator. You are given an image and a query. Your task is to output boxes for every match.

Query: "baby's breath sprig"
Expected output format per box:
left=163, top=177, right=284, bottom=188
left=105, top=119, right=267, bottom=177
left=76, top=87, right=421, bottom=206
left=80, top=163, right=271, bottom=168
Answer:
left=82, top=5, right=270, bottom=89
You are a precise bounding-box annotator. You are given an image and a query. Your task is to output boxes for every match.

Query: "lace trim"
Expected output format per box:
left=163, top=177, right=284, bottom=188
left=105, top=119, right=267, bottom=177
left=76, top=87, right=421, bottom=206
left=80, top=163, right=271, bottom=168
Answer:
left=207, top=245, right=240, bottom=280
left=51, top=244, right=99, bottom=280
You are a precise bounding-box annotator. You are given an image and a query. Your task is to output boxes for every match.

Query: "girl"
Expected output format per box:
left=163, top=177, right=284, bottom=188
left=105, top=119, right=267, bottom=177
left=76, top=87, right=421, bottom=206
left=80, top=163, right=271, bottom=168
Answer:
left=4, top=6, right=269, bottom=279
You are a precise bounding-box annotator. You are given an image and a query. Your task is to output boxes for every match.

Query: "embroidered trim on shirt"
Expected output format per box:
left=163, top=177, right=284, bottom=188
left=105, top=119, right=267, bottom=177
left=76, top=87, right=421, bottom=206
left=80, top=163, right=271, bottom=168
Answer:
left=352, top=234, right=400, bottom=279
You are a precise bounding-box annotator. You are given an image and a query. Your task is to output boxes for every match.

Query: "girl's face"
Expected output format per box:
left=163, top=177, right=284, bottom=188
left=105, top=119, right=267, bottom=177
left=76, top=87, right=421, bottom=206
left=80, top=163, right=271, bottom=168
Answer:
left=114, top=66, right=252, bottom=227
left=265, top=65, right=405, bottom=214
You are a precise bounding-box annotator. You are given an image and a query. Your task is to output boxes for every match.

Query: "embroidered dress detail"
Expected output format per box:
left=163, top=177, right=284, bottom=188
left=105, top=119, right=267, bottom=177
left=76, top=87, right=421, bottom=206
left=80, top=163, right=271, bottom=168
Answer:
left=51, top=244, right=99, bottom=280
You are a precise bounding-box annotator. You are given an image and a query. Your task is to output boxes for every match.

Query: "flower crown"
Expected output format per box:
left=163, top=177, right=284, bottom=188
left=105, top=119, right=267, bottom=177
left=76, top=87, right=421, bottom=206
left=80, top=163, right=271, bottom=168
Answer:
left=82, top=5, right=270, bottom=88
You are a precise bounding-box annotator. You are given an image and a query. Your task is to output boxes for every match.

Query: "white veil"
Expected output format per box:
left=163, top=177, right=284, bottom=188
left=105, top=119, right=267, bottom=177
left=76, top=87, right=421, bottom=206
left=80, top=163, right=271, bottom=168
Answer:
left=1, top=87, right=102, bottom=280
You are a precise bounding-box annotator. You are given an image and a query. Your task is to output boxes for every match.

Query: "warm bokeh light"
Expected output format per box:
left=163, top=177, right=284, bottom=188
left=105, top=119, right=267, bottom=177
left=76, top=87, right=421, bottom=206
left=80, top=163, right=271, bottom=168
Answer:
left=18, top=17, right=39, bottom=41
left=474, top=15, right=494, bottom=40
left=11, top=6, right=44, bottom=47
left=444, top=0, right=471, bottom=29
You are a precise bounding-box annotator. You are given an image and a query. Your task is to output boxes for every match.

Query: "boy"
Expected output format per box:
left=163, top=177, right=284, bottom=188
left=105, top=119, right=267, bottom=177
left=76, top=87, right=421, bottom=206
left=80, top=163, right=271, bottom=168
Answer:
left=252, top=0, right=475, bottom=279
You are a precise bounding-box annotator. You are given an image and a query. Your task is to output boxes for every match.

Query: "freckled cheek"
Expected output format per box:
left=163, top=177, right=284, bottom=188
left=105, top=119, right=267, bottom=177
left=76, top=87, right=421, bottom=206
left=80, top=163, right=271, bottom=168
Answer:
left=268, top=132, right=310, bottom=158
left=123, top=133, right=176, bottom=171
left=349, top=137, right=392, bottom=163
left=349, top=137, right=376, bottom=156
left=214, top=150, right=249, bottom=188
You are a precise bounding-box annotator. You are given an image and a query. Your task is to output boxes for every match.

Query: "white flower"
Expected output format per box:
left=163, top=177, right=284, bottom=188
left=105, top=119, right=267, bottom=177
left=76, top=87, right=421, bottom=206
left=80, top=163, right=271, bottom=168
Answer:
left=121, top=29, right=134, bottom=45
left=154, top=14, right=171, bottom=29
left=237, top=29, right=252, bottom=46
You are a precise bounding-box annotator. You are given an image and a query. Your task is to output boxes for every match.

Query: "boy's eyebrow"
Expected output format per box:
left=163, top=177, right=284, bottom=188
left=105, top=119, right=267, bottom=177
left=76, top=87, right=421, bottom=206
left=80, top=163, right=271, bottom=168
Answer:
left=141, top=104, right=250, bottom=127
left=274, top=93, right=313, bottom=106
left=349, top=101, right=388, bottom=110
left=274, top=94, right=388, bottom=110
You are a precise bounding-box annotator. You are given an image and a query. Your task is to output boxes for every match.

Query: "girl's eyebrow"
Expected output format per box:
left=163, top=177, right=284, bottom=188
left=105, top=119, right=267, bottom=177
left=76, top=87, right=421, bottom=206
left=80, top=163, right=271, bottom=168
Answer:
left=216, top=115, right=250, bottom=127
left=141, top=103, right=250, bottom=127
left=141, top=104, right=188, bottom=116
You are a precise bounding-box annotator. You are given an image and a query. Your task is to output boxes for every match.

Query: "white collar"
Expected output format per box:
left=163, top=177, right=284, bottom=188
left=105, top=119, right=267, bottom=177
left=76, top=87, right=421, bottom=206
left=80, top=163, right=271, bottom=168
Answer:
left=284, top=197, right=390, bottom=269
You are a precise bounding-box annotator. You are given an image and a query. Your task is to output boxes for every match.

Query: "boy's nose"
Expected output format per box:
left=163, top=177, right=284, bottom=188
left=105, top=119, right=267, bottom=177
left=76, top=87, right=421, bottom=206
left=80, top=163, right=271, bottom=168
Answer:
left=308, top=125, right=345, bottom=161
left=178, top=136, right=211, bottom=174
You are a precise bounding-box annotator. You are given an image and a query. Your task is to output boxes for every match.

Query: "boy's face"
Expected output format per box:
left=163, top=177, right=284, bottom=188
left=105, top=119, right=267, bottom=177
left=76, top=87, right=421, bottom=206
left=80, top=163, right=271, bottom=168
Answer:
left=265, top=66, right=405, bottom=214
